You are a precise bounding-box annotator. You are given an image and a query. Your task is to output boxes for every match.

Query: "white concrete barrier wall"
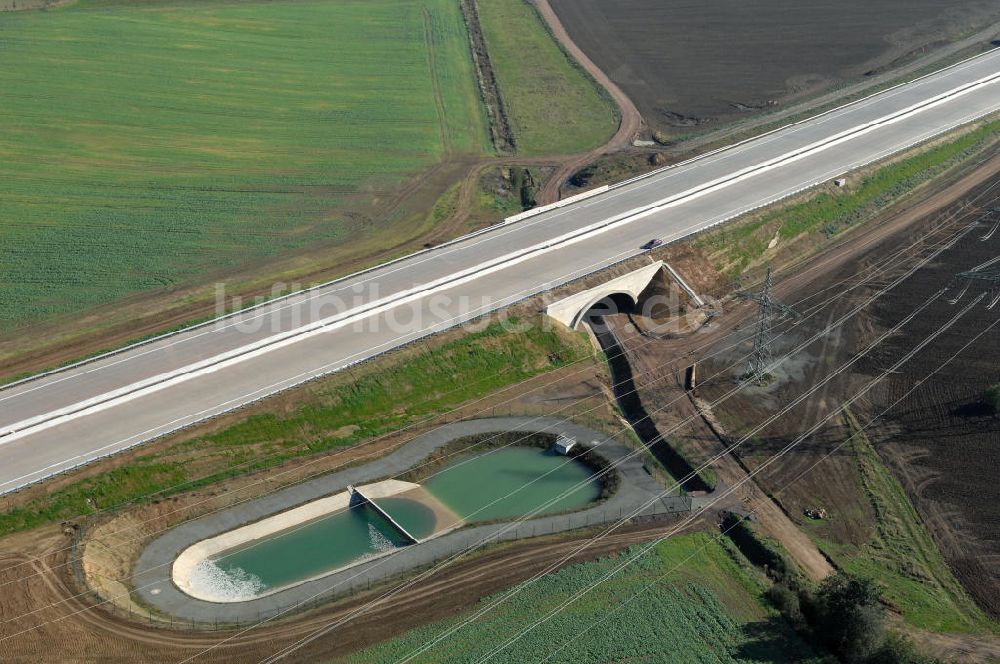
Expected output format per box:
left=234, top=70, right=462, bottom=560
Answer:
left=546, top=261, right=664, bottom=328
left=504, top=185, right=610, bottom=224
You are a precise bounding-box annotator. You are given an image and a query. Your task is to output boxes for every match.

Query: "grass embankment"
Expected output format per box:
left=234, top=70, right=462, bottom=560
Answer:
left=668, top=431, right=720, bottom=492
left=0, top=0, right=488, bottom=332
left=475, top=0, right=618, bottom=156
left=816, top=411, right=996, bottom=634
left=337, top=531, right=818, bottom=663
left=699, top=118, right=1000, bottom=275
left=0, top=321, right=592, bottom=537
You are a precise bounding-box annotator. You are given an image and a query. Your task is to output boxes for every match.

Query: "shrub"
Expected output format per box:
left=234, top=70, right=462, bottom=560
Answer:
left=569, top=165, right=595, bottom=188
left=985, top=383, right=1000, bottom=415
left=766, top=582, right=803, bottom=623
left=867, top=635, right=939, bottom=664
left=814, top=573, right=887, bottom=662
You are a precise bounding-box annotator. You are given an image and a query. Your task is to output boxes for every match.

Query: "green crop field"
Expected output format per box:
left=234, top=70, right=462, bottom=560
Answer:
left=0, top=0, right=488, bottom=332
left=477, top=0, right=618, bottom=156
left=338, top=532, right=818, bottom=663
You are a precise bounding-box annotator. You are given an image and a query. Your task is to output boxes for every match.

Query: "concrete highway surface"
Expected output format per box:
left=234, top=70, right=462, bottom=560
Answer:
left=1, top=49, right=998, bottom=494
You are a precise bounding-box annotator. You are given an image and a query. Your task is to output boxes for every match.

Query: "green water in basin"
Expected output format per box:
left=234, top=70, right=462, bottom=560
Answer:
left=423, top=446, right=601, bottom=521
left=200, top=447, right=600, bottom=598
left=375, top=496, right=438, bottom=540
left=208, top=502, right=408, bottom=594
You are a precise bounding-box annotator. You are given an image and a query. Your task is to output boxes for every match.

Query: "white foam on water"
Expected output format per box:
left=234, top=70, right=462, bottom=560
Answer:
left=188, top=559, right=265, bottom=602
left=368, top=523, right=397, bottom=553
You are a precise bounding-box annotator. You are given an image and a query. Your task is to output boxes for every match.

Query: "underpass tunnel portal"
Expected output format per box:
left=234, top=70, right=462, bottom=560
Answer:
left=579, top=292, right=638, bottom=332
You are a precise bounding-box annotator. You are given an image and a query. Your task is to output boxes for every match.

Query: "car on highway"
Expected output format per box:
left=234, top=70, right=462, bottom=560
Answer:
left=641, top=238, right=663, bottom=250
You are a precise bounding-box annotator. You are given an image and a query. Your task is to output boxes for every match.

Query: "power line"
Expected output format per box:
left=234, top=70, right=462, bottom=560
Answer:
left=194, top=216, right=981, bottom=663
left=274, top=227, right=972, bottom=664
left=0, top=193, right=984, bottom=652
left=741, top=265, right=798, bottom=384
left=468, top=293, right=989, bottom=664
left=380, top=220, right=988, bottom=664
left=539, top=306, right=1000, bottom=664
left=979, top=207, right=1000, bottom=241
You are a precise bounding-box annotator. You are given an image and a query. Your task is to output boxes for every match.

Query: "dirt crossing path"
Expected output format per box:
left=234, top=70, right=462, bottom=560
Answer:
left=530, top=0, right=644, bottom=204
left=4, top=155, right=1000, bottom=662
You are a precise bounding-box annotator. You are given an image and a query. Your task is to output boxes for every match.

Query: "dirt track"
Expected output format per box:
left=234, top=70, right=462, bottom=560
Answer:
left=596, top=150, right=1000, bottom=659
left=3, top=0, right=989, bottom=381
left=0, top=516, right=706, bottom=663
left=0, top=0, right=639, bottom=382
left=530, top=0, right=644, bottom=204
left=685, top=153, right=1000, bottom=638
left=548, top=0, right=1000, bottom=135
left=3, top=12, right=1000, bottom=662
left=602, top=314, right=835, bottom=582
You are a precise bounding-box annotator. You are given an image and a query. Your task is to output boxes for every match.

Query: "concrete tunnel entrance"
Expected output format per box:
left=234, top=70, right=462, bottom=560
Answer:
left=579, top=292, right=637, bottom=330
left=545, top=261, right=665, bottom=329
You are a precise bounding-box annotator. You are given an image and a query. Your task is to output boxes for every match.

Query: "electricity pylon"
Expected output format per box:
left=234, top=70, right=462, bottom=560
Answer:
left=741, top=266, right=798, bottom=384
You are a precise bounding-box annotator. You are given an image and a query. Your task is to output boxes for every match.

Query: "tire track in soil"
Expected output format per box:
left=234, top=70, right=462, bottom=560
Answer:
left=0, top=0, right=638, bottom=380
left=423, top=8, right=453, bottom=155
left=7, top=155, right=1000, bottom=662
left=0, top=517, right=708, bottom=662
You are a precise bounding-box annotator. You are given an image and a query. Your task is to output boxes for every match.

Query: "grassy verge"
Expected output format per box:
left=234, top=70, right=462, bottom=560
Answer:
left=476, top=0, right=618, bottom=155
left=0, top=320, right=592, bottom=536
left=0, top=0, right=488, bottom=332
left=825, top=410, right=996, bottom=634
left=336, top=531, right=818, bottom=663
left=698, top=118, right=1000, bottom=275
left=424, top=181, right=464, bottom=232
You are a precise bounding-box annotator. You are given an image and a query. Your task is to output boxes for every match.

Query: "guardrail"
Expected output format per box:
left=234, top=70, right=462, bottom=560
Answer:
left=503, top=185, right=610, bottom=224
left=4, top=52, right=998, bottom=496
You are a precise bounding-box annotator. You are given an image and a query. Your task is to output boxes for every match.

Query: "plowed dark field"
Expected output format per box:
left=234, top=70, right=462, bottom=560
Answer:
left=696, top=165, right=1000, bottom=624
left=549, top=0, right=1000, bottom=134
left=866, top=202, right=1000, bottom=619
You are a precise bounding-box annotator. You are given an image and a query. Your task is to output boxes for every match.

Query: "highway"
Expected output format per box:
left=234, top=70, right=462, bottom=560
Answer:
left=1, top=48, right=998, bottom=494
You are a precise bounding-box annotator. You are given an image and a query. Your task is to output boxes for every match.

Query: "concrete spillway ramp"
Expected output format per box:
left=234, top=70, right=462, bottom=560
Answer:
left=173, top=480, right=424, bottom=602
